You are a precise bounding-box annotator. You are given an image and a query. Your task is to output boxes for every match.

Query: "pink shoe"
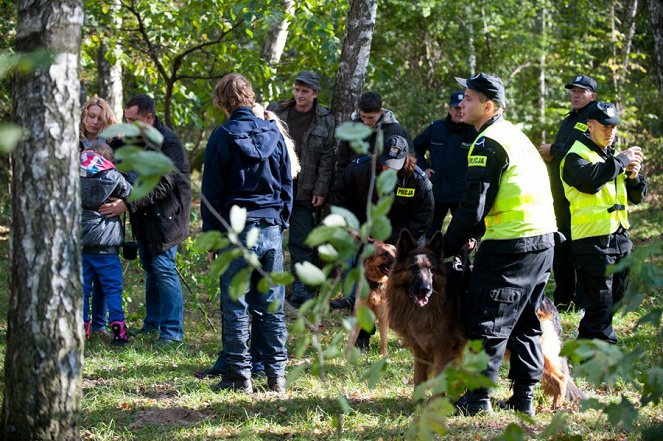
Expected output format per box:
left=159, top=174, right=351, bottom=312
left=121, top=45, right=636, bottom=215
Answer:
left=84, top=321, right=91, bottom=340
left=110, top=320, right=129, bottom=345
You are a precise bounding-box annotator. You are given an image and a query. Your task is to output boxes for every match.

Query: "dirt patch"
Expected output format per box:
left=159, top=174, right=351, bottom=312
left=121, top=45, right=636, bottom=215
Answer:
left=130, top=406, right=205, bottom=429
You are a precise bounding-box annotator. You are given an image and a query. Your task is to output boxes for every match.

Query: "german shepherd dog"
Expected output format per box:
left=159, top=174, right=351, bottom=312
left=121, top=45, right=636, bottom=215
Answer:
left=346, top=241, right=397, bottom=358
left=388, top=230, right=583, bottom=409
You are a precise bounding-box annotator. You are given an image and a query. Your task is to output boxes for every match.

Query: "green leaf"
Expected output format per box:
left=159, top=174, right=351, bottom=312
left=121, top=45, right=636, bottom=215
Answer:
left=285, top=363, right=308, bottom=388
left=641, top=367, right=663, bottom=406
left=229, top=205, right=247, bottom=233
left=99, top=123, right=141, bottom=138
left=195, top=231, right=228, bottom=252
left=208, top=248, right=242, bottom=280
left=492, top=423, right=526, bottom=441
left=0, top=124, right=23, bottom=154
left=356, top=304, right=376, bottom=332
left=127, top=175, right=161, bottom=200
left=114, top=146, right=176, bottom=177
left=370, top=195, right=394, bottom=219
left=376, top=169, right=397, bottom=195
left=305, top=225, right=339, bottom=247
left=270, top=272, right=294, bottom=285
left=335, top=121, right=372, bottom=141
left=317, top=244, right=339, bottom=262
left=245, top=226, right=259, bottom=248
left=604, top=396, right=638, bottom=431
left=294, top=261, right=326, bottom=286
left=360, top=358, right=387, bottom=388
left=321, top=213, right=347, bottom=227
left=337, top=395, right=351, bottom=414
left=330, top=205, right=360, bottom=230
left=370, top=216, right=392, bottom=241
left=539, top=412, right=572, bottom=439
left=228, top=267, right=251, bottom=301
left=294, top=334, right=311, bottom=357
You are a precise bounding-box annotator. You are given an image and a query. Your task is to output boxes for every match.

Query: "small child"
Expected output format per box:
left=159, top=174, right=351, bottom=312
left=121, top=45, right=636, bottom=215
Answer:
left=80, top=142, right=132, bottom=344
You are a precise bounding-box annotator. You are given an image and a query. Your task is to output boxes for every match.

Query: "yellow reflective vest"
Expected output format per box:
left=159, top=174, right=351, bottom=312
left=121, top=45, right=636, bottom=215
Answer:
left=469, top=120, right=557, bottom=240
left=561, top=140, right=629, bottom=240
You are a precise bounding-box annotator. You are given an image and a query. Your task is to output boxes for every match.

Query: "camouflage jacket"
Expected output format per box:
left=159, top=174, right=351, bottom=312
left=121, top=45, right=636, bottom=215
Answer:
left=272, top=99, right=336, bottom=201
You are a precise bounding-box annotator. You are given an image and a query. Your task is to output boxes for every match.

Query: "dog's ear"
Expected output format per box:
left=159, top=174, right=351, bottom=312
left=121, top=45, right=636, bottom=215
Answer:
left=396, top=229, right=416, bottom=260
left=426, top=231, right=444, bottom=258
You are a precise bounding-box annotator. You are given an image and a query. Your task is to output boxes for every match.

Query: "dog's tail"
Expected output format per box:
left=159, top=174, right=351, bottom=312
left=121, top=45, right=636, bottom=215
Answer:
left=560, top=357, right=584, bottom=402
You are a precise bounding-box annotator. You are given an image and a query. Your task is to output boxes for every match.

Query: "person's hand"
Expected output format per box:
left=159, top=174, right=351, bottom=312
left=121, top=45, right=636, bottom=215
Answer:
left=98, top=198, right=127, bottom=217
left=311, top=194, right=325, bottom=208
left=467, top=238, right=477, bottom=252
left=424, top=168, right=435, bottom=178
left=623, top=146, right=643, bottom=166
left=207, top=252, right=216, bottom=264
left=538, top=143, right=552, bottom=162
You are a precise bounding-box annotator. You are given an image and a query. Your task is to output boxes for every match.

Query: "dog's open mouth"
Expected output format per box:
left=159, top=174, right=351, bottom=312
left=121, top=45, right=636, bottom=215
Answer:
left=412, top=294, right=430, bottom=307
left=380, top=263, right=392, bottom=277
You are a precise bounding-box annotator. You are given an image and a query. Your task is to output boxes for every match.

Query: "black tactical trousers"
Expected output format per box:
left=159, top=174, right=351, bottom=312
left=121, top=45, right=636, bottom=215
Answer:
left=465, top=246, right=554, bottom=384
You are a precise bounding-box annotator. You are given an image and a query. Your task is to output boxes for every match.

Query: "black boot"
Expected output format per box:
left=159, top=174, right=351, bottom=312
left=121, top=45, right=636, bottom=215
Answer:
left=497, top=382, right=536, bottom=416
left=454, top=388, right=494, bottom=416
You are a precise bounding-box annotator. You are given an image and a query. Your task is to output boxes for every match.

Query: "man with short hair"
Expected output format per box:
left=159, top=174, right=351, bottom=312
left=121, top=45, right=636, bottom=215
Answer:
left=561, top=101, right=647, bottom=344
left=271, top=71, right=335, bottom=308
left=445, top=73, right=557, bottom=417
left=539, top=75, right=597, bottom=309
left=335, top=91, right=412, bottom=174
left=414, top=91, right=477, bottom=238
left=100, top=94, right=191, bottom=344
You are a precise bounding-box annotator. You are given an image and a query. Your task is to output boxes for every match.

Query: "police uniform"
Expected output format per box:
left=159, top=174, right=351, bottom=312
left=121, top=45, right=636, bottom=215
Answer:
left=548, top=79, right=596, bottom=307
left=561, top=102, right=647, bottom=343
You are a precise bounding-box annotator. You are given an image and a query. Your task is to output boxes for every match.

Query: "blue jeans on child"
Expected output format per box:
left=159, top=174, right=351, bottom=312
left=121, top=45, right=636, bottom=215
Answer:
left=83, top=253, right=125, bottom=323
left=213, top=220, right=288, bottom=381
left=138, top=244, right=184, bottom=342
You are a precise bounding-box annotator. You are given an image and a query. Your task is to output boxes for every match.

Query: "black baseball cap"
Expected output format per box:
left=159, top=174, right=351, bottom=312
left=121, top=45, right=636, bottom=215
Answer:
left=294, top=70, right=320, bottom=92
left=587, top=101, right=621, bottom=125
left=565, top=75, right=597, bottom=92
left=455, top=73, right=506, bottom=106
left=380, top=135, right=408, bottom=170
left=449, top=91, right=464, bottom=107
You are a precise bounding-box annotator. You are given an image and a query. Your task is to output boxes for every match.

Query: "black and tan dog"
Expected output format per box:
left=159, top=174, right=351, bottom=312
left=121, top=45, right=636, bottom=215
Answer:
left=346, top=241, right=397, bottom=358
left=387, top=229, right=582, bottom=409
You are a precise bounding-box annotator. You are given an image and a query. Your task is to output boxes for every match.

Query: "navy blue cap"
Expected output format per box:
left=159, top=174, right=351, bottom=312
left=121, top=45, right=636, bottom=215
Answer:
left=380, top=135, right=408, bottom=170
left=565, top=75, right=597, bottom=92
left=455, top=73, right=506, bottom=106
left=449, top=91, right=464, bottom=107
left=587, top=101, right=621, bottom=125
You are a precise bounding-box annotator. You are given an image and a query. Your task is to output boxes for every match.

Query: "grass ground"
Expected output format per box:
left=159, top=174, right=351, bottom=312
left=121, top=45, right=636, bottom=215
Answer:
left=0, top=199, right=661, bottom=440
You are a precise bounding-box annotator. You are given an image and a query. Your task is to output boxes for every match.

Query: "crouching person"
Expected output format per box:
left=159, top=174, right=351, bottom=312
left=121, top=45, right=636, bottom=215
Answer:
left=80, top=143, right=132, bottom=344
left=200, top=73, right=293, bottom=393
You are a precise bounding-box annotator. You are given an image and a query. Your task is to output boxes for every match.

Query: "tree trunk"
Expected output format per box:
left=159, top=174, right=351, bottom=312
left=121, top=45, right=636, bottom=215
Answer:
left=331, top=0, right=378, bottom=126
left=3, top=0, right=84, bottom=439
left=97, top=0, right=123, bottom=117
left=261, top=0, right=295, bottom=65
left=650, top=0, right=663, bottom=111
left=465, top=3, right=476, bottom=74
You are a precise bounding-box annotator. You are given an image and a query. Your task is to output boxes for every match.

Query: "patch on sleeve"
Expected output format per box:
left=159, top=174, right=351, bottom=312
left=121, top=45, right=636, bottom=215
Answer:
left=468, top=155, right=487, bottom=167
left=396, top=187, right=415, bottom=197
left=574, top=122, right=588, bottom=132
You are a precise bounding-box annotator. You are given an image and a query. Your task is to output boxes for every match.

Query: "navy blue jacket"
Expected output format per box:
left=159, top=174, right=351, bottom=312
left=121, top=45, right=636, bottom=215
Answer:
left=201, top=107, right=293, bottom=232
left=413, top=114, right=476, bottom=204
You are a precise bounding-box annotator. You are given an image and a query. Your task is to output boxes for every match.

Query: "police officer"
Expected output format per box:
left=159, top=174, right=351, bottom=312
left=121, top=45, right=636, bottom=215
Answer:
left=539, top=75, right=598, bottom=309
left=444, top=73, right=557, bottom=416
left=561, top=101, right=647, bottom=344
left=413, top=91, right=477, bottom=238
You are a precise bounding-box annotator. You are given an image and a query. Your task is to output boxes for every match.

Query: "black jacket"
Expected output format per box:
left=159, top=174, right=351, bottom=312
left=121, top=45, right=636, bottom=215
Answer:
left=561, top=134, right=648, bottom=255
left=334, top=155, right=433, bottom=244
left=413, top=114, right=476, bottom=203
left=127, top=117, right=191, bottom=253
left=335, top=109, right=412, bottom=174
left=444, top=115, right=555, bottom=257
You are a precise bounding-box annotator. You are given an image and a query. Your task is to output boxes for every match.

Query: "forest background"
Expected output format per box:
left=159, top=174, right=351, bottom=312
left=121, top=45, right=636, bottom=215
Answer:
left=0, top=0, right=662, bottom=439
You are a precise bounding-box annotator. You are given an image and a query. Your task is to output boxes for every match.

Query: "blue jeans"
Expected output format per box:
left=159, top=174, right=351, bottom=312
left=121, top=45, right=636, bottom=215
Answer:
left=82, top=254, right=125, bottom=323
left=90, top=275, right=109, bottom=331
left=139, top=244, right=184, bottom=341
left=215, top=221, right=288, bottom=381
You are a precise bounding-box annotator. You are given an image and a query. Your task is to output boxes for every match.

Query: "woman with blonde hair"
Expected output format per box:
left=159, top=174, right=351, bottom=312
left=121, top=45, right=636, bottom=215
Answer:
left=252, top=103, right=301, bottom=178
left=80, top=96, right=118, bottom=150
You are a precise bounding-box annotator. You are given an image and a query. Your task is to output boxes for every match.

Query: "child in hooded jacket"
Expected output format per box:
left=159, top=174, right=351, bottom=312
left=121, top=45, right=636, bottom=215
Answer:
left=80, top=142, right=132, bottom=344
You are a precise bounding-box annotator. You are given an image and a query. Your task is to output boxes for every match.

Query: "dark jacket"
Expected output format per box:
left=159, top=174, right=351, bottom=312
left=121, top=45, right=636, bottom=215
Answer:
left=126, top=117, right=191, bottom=253
left=336, top=109, right=412, bottom=174
left=444, top=115, right=555, bottom=257
left=334, top=155, right=434, bottom=244
left=80, top=159, right=132, bottom=248
left=413, top=114, right=477, bottom=203
left=201, top=106, right=293, bottom=232
left=561, top=134, right=648, bottom=255
left=271, top=99, right=335, bottom=201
